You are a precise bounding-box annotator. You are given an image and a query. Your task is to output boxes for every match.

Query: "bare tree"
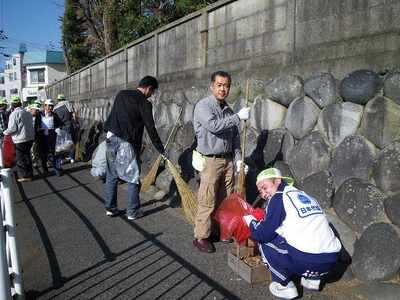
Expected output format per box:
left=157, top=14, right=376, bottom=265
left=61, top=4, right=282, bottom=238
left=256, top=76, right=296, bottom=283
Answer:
left=103, top=0, right=119, bottom=54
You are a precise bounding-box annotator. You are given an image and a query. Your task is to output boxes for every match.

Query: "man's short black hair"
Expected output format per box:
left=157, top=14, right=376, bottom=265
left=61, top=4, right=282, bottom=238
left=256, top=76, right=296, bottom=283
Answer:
left=211, top=70, right=231, bottom=85
left=138, top=76, right=159, bottom=90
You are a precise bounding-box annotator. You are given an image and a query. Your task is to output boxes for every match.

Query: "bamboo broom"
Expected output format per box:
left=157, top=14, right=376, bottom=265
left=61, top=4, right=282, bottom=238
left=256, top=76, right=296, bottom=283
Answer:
left=235, top=80, right=250, bottom=281
left=166, top=159, right=197, bottom=224
left=141, top=107, right=183, bottom=192
left=237, top=80, right=250, bottom=198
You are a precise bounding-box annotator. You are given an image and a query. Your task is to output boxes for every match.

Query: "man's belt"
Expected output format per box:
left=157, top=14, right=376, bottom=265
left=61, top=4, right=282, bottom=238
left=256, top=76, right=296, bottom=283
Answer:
left=203, top=152, right=233, bottom=159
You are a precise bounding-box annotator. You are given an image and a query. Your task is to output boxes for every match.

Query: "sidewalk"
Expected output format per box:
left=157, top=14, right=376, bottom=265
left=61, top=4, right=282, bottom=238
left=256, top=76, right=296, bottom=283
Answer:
left=13, top=163, right=399, bottom=299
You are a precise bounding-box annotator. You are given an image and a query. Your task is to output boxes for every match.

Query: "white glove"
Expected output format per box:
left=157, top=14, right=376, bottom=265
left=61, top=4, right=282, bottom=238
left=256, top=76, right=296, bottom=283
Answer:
left=236, top=160, right=249, bottom=174
left=55, top=128, right=61, bottom=135
left=236, top=107, right=250, bottom=120
left=243, top=215, right=256, bottom=227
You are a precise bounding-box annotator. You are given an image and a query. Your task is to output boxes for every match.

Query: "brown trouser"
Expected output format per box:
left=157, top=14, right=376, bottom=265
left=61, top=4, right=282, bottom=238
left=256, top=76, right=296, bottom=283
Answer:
left=194, top=157, right=234, bottom=239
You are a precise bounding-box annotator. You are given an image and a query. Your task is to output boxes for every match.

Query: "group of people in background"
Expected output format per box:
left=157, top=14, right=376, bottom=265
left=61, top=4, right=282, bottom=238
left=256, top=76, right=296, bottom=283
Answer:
left=0, top=94, right=80, bottom=182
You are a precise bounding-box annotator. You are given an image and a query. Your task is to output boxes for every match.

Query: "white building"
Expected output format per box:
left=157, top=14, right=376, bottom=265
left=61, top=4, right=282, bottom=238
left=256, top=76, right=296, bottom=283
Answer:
left=22, top=50, right=66, bottom=102
left=0, top=52, right=24, bottom=102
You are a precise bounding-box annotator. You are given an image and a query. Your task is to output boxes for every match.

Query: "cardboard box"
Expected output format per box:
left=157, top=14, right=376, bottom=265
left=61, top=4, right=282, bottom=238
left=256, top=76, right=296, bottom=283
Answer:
left=227, top=251, right=271, bottom=285
left=230, top=243, right=256, bottom=258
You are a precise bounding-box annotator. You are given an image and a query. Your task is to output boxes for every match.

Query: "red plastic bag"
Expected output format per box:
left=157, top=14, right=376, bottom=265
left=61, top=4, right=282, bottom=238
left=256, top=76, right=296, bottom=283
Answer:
left=214, top=193, right=265, bottom=245
left=2, top=135, right=15, bottom=168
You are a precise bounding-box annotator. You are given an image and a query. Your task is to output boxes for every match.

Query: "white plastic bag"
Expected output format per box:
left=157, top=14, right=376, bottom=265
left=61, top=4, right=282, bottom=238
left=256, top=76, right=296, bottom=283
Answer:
left=90, top=141, right=107, bottom=177
left=116, top=141, right=139, bottom=184
left=192, top=150, right=206, bottom=172
left=55, top=129, right=74, bottom=153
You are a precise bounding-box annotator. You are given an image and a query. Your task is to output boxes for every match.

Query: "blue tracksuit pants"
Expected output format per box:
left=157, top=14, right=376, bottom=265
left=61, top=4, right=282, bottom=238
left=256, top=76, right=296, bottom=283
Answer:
left=259, top=240, right=334, bottom=285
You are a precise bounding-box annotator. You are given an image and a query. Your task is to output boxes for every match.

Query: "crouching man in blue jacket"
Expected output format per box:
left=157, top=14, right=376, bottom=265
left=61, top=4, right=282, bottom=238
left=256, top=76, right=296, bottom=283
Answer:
left=243, top=168, right=341, bottom=299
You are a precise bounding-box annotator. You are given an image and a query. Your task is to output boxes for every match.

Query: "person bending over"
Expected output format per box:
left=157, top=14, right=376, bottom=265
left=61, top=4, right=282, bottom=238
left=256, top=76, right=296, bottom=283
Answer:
left=243, top=168, right=341, bottom=299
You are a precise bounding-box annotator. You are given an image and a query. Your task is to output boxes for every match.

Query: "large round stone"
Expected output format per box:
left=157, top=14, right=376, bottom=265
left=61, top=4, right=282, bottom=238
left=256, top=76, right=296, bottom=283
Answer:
left=317, top=102, right=363, bottom=147
left=182, top=102, right=194, bottom=124
left=285, top=96, right=321, bottom=139
left=140, top=147, right=159, bottom=176
left=167, top=143, right=183, bottom=165
left=232, top=96, right=246, bottom=115
left=160, top=89, right=174, bottom=104
left=252, top=79, right=267, bottom=99
left=326, top=211, right=357, bottom=256
left=340, top=69, right=382, bottom=104
left=155, top=168, right=174, bottom=192
left=333, top=178, right=387, bottom=234
left=383, top=72, right=400, bottom=105
left=184, top=86, right=208, bottom=104
left=304, top=72, right=338, bottom=108
left=359, top=96, right=400, bottom=149
left=373, top=141, right=400, bottom=195
left=287, top=132, right=331, bottom=181
left=249, top=96, right=287, bottom=131
left=281, top=130, right=295, bottom=163
left=299, top=170, right=334, bottom=209
left=272, top=161, right=294, bottom=180
left=174, top=89, right=188, bottom=105
left=175, top=122, right=195, bottom=149
left=154, top=125, right=172, bottom=146
left=330, top=135, right=377, bottom=189
left=153, top=102, right=170, bottom=128
left=168, top=102, right=184, bottom=127
left=352, top=222, right=400, bottom=281
left=245, top=128, right=264, bottom=169
left=384, top=193, right=400, bottom=226
left=226, top=82, right=243, bottom=105
left=263, top=129, right=286, bottom=166
left=264, top=75, right=304, bottom=107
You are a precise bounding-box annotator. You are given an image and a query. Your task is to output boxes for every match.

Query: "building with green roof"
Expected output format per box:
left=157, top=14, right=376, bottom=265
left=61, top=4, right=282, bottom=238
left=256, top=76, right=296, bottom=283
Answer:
left=22, top=50, right=66, bottom=103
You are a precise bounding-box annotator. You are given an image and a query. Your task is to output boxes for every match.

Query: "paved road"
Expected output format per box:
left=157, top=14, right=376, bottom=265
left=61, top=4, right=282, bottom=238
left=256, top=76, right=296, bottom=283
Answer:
left=12, top=163, right=398, bottom=300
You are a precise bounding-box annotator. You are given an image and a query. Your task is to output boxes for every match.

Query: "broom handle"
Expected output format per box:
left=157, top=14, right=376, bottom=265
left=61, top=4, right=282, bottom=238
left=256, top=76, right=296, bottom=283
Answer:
left=238, top=81, right=250, bottom=192
left=164, top=106, right=184, bottom=150
left=241, top=80, right=250, bottom=162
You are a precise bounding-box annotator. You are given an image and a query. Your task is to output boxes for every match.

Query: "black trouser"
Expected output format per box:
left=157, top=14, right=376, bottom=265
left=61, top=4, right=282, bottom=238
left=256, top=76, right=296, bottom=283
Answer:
left=38, top=132, right=61, bottom=172
left=15, top=140, right=33, bottom=178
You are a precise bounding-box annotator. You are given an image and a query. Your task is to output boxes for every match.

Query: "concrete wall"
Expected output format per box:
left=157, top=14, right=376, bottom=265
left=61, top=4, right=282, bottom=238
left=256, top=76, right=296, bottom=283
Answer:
left=47, top=64, right=66, bottom=85
left=47, top=0, right=400, bottom=101
left=294, top=0, right=400, bottom=74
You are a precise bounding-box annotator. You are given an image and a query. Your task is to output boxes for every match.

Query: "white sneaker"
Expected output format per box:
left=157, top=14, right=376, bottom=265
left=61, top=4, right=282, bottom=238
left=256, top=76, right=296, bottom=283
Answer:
left=269, top=281, right=298, bottom=299
left=127, top=209, right=144, bottom=220
left=301, top=277, right=320, bottom=290
left=106, top=209, right=121, bottom=217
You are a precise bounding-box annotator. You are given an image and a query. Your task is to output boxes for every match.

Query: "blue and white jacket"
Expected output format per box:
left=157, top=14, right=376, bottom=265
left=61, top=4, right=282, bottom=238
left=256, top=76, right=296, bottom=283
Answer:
left=249, top=183, right=341, bottom=264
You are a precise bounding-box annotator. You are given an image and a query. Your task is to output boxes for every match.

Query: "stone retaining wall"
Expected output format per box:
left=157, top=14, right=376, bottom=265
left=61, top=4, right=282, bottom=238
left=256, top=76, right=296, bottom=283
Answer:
left=77, top=69, right=400, bottom=284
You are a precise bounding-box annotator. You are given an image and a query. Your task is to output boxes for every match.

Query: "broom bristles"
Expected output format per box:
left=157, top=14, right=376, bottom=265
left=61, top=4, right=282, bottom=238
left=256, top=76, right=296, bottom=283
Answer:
left=166, top=159, right=197, bottom=224
left=141, top=155, right=163, bottom=192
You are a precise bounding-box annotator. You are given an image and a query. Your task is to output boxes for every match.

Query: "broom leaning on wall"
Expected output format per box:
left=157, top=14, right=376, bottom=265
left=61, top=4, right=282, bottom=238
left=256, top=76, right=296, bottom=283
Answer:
left=166, top=159, right=198, bottom=224
left=141, top=106, right=183, bottom=192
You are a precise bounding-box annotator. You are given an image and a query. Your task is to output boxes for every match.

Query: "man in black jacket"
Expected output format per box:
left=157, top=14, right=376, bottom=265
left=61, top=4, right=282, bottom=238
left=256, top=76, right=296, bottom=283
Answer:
left=103, top=76, right=165, bottom=220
